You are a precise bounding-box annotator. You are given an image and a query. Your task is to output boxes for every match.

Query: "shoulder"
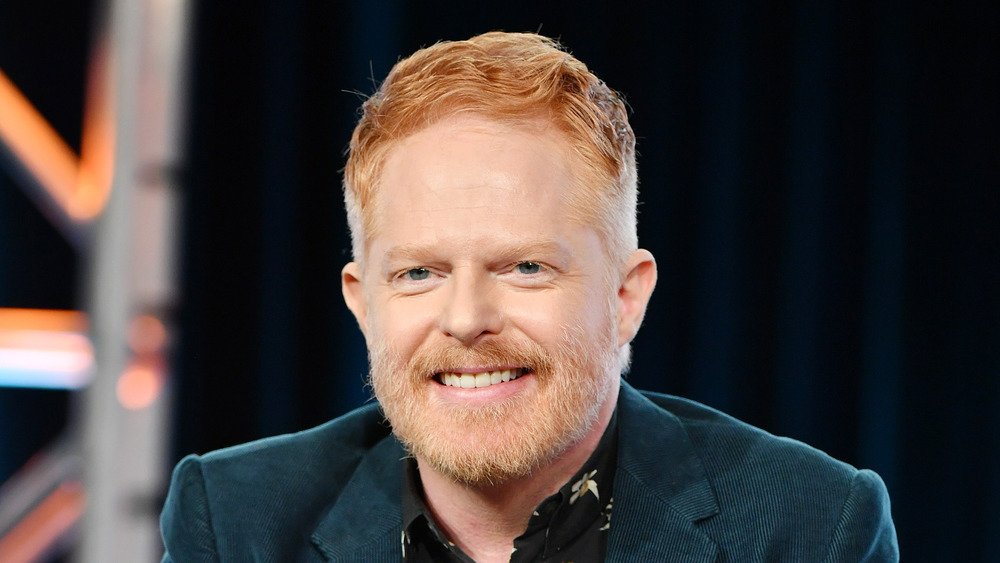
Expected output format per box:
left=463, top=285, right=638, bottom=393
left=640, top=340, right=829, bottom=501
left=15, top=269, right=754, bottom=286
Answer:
left=636, top=389, right=857, bottom=484
left=195, top=401, right=391, bottom=477
left=161, top=402, right=400, bottom=561
left=617, top=385, right=898, bottom=561
left=186, top=401, right=395, bottom=503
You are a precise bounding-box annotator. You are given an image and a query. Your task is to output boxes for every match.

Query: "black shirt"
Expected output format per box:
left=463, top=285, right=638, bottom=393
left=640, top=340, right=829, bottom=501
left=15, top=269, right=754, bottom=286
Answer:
left=401, top=411, right=618, bottom=563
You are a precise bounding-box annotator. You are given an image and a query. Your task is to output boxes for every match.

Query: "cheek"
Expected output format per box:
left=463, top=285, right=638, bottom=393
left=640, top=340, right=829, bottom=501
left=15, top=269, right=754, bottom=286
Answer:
left=510, top=288, right=609, bottom=342
left=369, top=296, right=438, bottom=353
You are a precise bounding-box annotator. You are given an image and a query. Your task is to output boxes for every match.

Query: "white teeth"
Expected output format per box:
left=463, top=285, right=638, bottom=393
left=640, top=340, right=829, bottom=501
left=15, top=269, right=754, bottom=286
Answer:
left=441, top=369, right=522, bottom=388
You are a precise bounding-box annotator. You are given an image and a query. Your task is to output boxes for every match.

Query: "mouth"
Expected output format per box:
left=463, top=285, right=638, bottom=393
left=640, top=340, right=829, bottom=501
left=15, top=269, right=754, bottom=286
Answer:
left=435, top=368, right=531, bottom=389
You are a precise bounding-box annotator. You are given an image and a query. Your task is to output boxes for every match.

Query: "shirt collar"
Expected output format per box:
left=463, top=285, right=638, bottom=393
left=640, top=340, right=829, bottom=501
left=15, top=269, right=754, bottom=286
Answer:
left=400, top=408, right=619, bottom=560
left=535, top=407, right=618, bottom=558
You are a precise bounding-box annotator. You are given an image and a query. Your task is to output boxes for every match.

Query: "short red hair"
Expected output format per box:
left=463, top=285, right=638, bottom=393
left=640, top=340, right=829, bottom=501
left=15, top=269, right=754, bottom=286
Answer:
left=344, top=31, right=638, bottom=265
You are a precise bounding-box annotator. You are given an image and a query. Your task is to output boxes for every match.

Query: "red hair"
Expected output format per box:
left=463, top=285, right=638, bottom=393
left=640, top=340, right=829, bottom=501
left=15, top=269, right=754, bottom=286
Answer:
left=344, top=31, right=638, bottom=264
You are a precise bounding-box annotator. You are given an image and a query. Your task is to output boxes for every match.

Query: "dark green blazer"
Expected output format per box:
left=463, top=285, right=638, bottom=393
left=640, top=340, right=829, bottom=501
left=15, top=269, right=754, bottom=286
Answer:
left=160, top=383, right=898, bottom=561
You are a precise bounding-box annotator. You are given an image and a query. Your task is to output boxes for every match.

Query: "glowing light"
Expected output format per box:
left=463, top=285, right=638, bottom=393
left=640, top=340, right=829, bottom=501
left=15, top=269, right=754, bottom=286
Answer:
left=116, top=360, right=164, bottom=410
left=0, top=39, right=114, bottom=226
left=0, top=70, right=79, bottom=214
left=0, top=308, right=86, bottom=333
left=71, top=37, right=116, bottom=221
left=126, top=314, right=168, bottom=355
left=0, top=309, right=93, bottom=389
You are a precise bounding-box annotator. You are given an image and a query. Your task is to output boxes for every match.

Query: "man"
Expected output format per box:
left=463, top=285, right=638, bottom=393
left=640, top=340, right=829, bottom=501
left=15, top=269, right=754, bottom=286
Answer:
left=161, top=32, right=898, bottom=562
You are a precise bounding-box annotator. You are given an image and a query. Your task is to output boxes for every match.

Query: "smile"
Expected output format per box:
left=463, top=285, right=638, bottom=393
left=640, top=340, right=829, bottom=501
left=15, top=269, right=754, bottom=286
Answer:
left=438, top=368, right=528, bottom=388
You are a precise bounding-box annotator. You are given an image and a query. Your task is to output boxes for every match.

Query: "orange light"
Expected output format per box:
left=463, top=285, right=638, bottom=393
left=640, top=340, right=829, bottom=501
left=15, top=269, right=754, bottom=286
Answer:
left=0, top=36, right=114, bottom=224
left=0, top=69, right=80, bottom=214
left=116, top=360, right=164, bottom=410
left=0, top=309, right=93, bottom=389
left=126, top=314, right=168, bottom=355
left=70, top=36, right=116, bottom=221
left=0, top=308, right=87, bottom=333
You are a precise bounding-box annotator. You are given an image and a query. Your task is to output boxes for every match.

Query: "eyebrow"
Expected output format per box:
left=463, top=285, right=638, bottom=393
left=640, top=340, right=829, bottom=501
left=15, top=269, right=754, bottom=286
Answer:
left=381, top=239, right=570, bottom=270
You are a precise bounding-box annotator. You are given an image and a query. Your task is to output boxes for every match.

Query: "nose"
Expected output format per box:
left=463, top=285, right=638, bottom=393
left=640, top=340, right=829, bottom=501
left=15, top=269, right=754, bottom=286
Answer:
left=439, top=270, right=501, bottom=345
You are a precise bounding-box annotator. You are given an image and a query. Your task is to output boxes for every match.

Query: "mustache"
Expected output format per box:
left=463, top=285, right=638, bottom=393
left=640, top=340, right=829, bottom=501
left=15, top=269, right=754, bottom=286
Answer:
left=406, top=338, right=555, bottom=379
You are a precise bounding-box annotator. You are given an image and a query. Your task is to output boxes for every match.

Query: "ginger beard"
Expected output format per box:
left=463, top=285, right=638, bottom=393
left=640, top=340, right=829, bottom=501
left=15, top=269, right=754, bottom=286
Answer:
left=368, top=320, right=620, bottom=486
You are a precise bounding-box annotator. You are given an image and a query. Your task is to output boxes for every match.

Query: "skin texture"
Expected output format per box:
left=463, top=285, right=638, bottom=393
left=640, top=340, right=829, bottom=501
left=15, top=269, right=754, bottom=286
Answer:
left=342, top=116, right=657, bottom=562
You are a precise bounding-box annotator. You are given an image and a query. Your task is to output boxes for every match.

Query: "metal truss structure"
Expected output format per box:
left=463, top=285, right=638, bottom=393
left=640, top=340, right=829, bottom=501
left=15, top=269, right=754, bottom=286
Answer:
left=0, top=0, right=190, bottom=560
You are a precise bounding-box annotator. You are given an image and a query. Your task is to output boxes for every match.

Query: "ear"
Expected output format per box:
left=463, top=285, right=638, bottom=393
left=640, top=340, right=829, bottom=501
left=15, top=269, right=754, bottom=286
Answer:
left=616, top=249, right=657, bottom=347
left=342, top=261, right=369, bottom=339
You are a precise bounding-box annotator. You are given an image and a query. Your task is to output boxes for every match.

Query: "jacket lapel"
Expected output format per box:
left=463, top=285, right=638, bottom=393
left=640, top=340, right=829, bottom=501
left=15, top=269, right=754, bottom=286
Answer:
left=308, top=384, right=719, bottom=562
left=310, top=435, right=405, bottom=562
left=607, top=383, right=720, bottom=562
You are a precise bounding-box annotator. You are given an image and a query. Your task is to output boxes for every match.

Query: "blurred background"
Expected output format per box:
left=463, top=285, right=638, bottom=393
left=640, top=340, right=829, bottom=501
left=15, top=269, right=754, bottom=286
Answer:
left=1, top=0, right=997, bottom=560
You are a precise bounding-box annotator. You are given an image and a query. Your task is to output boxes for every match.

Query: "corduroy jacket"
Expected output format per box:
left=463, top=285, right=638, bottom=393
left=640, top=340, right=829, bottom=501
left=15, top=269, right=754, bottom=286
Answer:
left=160, top=382, right=898, bottom=562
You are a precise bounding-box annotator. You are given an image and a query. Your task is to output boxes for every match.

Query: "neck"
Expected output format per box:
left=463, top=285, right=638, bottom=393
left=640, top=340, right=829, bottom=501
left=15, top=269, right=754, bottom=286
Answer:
left=416, top=385, right=619, bottom=563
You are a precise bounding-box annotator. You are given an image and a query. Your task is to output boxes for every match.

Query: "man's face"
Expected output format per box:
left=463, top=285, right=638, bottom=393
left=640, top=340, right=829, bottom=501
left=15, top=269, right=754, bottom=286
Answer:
left=343, top=116, right=624, bottom=485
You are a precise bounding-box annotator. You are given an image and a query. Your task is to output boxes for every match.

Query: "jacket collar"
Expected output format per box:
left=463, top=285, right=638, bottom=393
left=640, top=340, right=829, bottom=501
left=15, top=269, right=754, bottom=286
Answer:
left=607, top=382, right=719, bottom=561
left=310, top=382, right=720, bottom=562
left=310, top=433, right=405, bottom=562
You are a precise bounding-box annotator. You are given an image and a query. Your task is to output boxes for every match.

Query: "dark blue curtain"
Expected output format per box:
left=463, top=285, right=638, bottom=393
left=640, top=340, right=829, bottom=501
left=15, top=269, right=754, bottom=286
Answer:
left=2, top=0, right=997, bottom=560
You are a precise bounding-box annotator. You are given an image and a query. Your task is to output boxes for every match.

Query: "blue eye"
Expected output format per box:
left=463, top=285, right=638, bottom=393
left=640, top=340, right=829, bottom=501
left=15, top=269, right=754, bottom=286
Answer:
left=516, top=262, right=542, bottom=275
left=405, top=268, right=431, bottom=281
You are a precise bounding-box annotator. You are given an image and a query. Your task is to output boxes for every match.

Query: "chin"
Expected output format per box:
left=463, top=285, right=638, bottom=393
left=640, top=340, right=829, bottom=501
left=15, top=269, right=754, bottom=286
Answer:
left=369, top=323, right=620, bottom=486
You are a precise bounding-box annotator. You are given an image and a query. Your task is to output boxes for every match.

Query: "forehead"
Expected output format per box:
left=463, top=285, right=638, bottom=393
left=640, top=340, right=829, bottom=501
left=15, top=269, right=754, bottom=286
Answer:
left=383, top=118, right=570, bottom=216
left=365, top=116, right=594, bottom=262
left=388, top=119, right=565, bottom=197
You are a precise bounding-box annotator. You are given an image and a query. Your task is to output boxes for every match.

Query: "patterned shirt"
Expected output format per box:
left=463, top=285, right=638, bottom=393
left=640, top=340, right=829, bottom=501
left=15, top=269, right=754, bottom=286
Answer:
left=400, top=410, right=618, bottom=562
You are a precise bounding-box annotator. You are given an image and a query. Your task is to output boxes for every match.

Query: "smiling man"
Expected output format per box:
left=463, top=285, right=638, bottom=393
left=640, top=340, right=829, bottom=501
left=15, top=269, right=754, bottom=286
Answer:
left=161, top=32, right=898, bottom=562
